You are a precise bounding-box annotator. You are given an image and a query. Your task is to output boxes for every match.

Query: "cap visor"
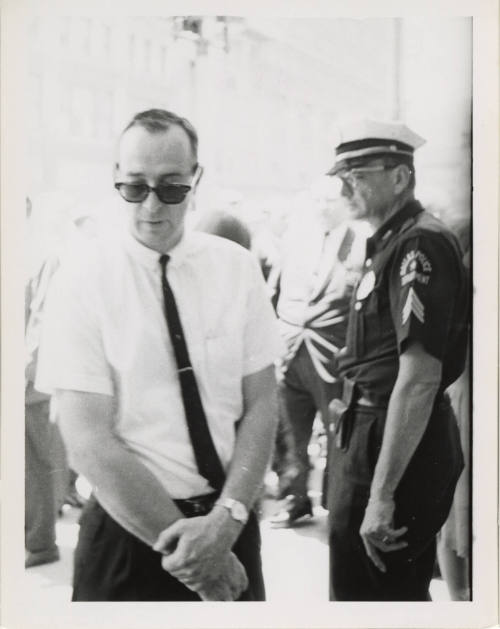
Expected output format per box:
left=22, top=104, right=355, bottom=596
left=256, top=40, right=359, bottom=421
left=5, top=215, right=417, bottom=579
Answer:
left=326, top=163, right=341, bottom=176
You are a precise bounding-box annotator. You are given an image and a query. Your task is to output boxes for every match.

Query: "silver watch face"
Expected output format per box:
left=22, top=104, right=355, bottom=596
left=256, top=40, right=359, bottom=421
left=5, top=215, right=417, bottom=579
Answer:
left=232, top=501, right=248, bottom=522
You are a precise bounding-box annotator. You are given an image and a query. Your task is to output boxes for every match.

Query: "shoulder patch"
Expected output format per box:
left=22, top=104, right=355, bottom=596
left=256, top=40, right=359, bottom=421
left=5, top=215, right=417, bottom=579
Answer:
left=400, top=249, right=432, bottom=287
left=402, top=287, right=425, bottom=324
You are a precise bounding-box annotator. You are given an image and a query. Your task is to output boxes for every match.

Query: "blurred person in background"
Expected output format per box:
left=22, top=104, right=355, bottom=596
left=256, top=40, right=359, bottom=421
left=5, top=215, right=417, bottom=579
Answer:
left=270, top=177, right=369, bottom=526
left=252, top=204, right=289, bottom=282
left=25, top=198, right=63, bottom=567
left=36, top=109, right=282, bottom=601
left=195, top=208, right=252, bottom=250
left=437, top=216, right=471, bottom=601
left=326, top=118, right=468, bottom=601
left=25, top=200, right=98, bottom=550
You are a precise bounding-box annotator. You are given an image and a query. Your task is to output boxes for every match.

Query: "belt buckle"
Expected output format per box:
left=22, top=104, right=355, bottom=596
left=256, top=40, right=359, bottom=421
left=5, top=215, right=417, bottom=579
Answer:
left=180, top=497, right=202, bottom=516
left=191, top=499, right=207, bottom=515
left=184, top=494, right=216, bottom=516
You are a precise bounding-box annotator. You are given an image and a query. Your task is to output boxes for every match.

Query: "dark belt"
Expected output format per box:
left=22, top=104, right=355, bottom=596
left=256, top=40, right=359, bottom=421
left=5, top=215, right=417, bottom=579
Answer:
left=329, top=378, right=389, bottom=451
left=329, top=378, right=449, bottom=451
left=328, top=378, right=356, bottom=451
left=173, top=492, right=219, bottom=518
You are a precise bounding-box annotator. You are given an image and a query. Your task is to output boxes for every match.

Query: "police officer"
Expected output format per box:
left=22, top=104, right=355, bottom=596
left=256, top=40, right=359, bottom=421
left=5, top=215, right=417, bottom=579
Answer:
left=325, top=119, right=469, bottom=601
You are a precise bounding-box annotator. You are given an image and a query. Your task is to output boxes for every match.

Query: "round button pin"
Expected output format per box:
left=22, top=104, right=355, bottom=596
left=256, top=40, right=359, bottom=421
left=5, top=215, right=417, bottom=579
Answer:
left=356, top=270, right=376, bottom=300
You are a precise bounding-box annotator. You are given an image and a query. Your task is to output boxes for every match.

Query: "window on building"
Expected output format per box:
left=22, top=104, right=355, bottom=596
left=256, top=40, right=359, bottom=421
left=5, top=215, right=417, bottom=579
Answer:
left=58, top=87, right=71, bottom=135
left=144, top=39, right=151, bottom=70
left=93, top=90, right=114, bottom=139
left=160, top=46, right=167, bottom=74
left=29, top=16, right=40, bottom=42
left=82, top=18, right=92, bottom=54
left=28, top=74, right=43, bottom=135
left=129, top=33, right=136, bottom=67
left=182, top=17, right=203, bottom=36
left=103, top=24, right=111, bottom=56
left=60, top=17, right=70, bottom=47
left=71, top=87, right=93, bottom=137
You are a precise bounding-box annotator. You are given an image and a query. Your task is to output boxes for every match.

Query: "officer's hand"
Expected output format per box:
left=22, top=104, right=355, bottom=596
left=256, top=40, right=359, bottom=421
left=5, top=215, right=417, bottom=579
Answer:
left=359, top=496, right=408, bottom=572
left=154, top=510, right=243, bottom=587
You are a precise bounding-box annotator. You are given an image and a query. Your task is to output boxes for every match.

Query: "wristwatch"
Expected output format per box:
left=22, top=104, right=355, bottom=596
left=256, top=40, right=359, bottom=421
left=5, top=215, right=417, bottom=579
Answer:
left=214, top=498, right=249, bottom=525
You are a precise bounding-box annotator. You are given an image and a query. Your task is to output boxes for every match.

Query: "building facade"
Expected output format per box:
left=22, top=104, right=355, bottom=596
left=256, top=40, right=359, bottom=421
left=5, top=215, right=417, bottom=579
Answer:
left=26, top=15, right=471, bottom=237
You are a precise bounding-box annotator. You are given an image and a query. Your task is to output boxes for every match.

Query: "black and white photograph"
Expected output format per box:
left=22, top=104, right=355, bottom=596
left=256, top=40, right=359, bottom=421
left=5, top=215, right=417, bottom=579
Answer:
left=1, top=1, right=498, bottom=628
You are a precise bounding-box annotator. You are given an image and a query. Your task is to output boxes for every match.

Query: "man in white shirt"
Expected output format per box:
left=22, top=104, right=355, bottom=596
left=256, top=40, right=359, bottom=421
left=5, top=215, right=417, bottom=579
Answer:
left=36, top=109, right=283, bottom=601
left=271, top=178, right=369, bottom=525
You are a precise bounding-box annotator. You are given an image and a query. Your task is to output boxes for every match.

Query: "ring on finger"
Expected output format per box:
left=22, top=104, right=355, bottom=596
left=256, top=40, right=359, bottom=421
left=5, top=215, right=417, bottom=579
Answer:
left=382, top=535, right=391, bottom=544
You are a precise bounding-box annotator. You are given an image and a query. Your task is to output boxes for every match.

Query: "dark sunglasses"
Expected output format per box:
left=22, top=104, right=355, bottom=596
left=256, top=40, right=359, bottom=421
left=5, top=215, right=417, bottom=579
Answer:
left=114, top=182, right=192, bottom=205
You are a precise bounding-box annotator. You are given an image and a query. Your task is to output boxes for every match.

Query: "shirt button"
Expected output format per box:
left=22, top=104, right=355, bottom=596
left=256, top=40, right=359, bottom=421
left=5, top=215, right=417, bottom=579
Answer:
left=354, top=301, right=362, bottom=311
left=365, top=258, right=372, bottom=267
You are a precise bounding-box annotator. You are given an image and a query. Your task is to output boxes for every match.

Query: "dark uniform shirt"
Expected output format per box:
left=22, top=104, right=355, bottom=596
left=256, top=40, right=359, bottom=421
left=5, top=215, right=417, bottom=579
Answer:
left=337, top=200, right=469, bottom=402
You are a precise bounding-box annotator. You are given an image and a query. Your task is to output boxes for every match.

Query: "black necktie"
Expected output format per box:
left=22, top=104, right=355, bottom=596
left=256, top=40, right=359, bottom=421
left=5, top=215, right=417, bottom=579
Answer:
left=159, top=254, right=226, bottom=492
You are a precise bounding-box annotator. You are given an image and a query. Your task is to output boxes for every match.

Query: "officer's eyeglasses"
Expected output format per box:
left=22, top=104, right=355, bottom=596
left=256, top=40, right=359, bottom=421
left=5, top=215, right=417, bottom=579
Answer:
left=114, top=182, right=192, bottom=205
left=336, top=164, right=399, bottom=189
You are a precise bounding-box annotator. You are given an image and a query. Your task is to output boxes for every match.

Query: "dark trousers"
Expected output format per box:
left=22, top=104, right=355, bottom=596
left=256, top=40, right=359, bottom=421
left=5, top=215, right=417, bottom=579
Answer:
left=327, top=398, right=464, bottom=601
left=277, top=343, right=342, bottom=502
left=25, top=401, right=68, bottom=554
left=72, top=496, right=265, bottom=601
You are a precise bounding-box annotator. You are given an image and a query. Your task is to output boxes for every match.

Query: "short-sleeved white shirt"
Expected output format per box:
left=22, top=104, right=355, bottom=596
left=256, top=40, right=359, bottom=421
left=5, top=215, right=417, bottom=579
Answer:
left=36, top=230, right=283, bottom=499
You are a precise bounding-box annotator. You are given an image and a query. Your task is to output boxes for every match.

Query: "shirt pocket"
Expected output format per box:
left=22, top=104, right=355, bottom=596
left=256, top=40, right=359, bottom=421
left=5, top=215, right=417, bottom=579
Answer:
left=352, top=289, right=381, bottom=358
left=204, top=327, right=243, bottom=411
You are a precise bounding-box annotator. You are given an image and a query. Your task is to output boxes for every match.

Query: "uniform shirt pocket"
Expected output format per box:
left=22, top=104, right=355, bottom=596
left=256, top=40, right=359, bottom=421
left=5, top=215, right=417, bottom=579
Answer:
left=352, top=289, right=382, bottom=358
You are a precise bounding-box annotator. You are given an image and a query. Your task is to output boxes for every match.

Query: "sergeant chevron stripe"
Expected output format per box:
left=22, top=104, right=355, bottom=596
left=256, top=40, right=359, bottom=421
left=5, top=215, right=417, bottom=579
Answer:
left=402, top=287, right=425, bottom=324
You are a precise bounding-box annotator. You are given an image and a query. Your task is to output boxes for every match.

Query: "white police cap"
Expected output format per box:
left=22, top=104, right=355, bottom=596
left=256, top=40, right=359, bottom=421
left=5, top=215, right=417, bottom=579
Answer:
left=327, top=118, right=426, bottom=176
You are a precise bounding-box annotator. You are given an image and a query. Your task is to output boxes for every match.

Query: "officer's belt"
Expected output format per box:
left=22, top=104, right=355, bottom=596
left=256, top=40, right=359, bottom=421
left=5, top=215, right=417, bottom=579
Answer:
left=329, top=378, right=449, bottom=451
left=341, top=378, right=389, bottom=409
left=328, top=378, right=375, bottom=451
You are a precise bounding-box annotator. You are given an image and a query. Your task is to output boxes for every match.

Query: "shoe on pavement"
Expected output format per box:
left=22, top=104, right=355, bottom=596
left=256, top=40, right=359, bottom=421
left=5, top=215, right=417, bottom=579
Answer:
left=269, top=495, right=313, bottom=528
left=64, top=489, right=86, bottom=509
left=25, top=547, right=60, bottom=569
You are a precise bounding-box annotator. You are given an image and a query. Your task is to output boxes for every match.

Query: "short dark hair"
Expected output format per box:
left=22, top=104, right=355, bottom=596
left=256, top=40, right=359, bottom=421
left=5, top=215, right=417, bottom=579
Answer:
left=122, top=109, right=199, bottom=164
left=380, top=156, right=416, bottom=190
